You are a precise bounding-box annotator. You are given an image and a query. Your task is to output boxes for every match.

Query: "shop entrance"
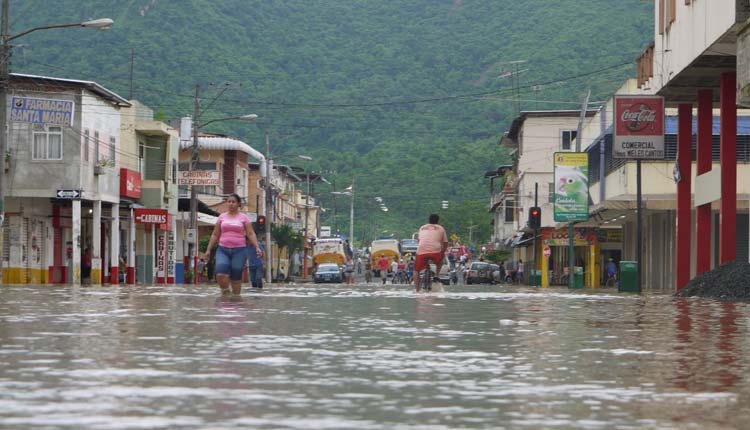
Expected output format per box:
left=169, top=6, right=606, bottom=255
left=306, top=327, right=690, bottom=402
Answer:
left=600, top=249, right=622, bottom=286
left=548, top=246, right=589, bottom=286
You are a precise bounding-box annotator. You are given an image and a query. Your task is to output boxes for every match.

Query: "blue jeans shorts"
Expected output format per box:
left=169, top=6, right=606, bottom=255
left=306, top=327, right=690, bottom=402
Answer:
left=215, top=246, right=247, bottom=281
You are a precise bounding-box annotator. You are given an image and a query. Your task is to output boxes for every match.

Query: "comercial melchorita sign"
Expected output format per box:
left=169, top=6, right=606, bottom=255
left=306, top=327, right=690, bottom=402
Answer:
left=613, top=95, right=665, bottom=159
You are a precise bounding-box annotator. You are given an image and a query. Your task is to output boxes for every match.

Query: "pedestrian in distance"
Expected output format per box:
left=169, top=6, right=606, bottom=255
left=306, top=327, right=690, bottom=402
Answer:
left=364, top=259, right=373, bottom=283
left=118, top=256, right=127, bottom=283
left=247, top=240, right=265, bottom=289
left=82, top=247, right=92, bottom=285
left=197, top=258, right=206, bottom=283
left=606, top=258, right=617, bottom=287
left=201, top=193, right=262, bottom=297
left=517, top=259, right=525, bottom=284
left=344, top=257, right=355, bottom=285
left=377, top=254, right=389, bottom=285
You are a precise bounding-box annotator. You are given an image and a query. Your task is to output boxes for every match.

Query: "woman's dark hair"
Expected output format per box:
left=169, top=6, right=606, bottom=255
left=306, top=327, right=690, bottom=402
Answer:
left=226, top=193, right=242, bottom=204
left=429, top=214, right=439, bottom=224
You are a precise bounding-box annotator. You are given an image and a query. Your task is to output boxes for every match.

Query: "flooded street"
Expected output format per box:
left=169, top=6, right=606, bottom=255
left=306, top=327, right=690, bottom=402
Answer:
left=1, top=283, right=749, bottom=429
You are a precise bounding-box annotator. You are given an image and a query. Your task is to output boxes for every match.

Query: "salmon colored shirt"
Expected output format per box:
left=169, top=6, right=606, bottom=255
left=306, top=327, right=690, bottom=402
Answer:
left=416, top=223, right=448, bottom=254
left=217, top=212, right=250, bottom=248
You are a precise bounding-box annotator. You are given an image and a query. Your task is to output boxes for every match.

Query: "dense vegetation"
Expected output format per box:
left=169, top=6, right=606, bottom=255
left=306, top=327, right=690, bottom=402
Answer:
left=8, top=0, right=653, bottom=245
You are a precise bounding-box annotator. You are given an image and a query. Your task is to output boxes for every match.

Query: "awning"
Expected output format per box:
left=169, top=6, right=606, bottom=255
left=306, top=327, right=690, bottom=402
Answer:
left=197, top=213, right=218, bottom=226
left=178, top=198, right=219, bottom=216
left=514, top=233, right=541, bottom=247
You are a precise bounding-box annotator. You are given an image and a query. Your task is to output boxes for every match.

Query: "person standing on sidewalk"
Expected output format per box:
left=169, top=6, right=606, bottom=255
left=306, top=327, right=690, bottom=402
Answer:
left=201, top=193, right=262, bottom=297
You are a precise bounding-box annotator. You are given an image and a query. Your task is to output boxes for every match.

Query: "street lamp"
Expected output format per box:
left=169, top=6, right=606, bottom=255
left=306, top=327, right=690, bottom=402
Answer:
left=0, top=1, right=113, bottom=284
left=331, top=182, right=354, bottom=253
left=188, top=82, right=257, bottom=282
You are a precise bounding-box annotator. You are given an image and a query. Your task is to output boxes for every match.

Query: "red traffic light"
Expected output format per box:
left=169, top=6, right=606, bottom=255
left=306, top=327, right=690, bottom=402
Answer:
left=528, top=206, right=542, bottom=229
left=257, top=215, right=266, bottom=225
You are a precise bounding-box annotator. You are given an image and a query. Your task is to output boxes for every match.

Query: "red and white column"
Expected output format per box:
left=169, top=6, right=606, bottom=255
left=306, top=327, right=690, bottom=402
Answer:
left=695, top=89, right=713, bottom=275
left=675, top=103, right=692, bottom=291
left=719, top=72, right=737, bottom=263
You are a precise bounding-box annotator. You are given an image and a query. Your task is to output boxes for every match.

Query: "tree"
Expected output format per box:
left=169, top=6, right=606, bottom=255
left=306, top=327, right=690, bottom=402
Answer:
left=271, top=224, right=304, bottom=281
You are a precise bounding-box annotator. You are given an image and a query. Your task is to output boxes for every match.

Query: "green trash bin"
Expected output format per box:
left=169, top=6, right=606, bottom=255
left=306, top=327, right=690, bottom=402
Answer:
left=529, top=269, right=541, bottom=287
left=570, top=266, right=584, bottom=289
left=618, top=261, right=639, bottom=293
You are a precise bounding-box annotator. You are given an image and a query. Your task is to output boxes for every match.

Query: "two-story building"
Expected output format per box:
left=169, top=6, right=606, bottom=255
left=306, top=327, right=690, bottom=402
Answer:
left=633, top=0, right=749, bottom=290
left=3, top=73, right=129, bottom=285
left=119, top=100, right=179, bottom=285
left=496, top=109, right=597, bottom=286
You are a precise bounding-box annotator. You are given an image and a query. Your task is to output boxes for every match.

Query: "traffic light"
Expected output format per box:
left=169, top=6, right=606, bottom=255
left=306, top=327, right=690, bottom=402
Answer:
left=528, top=206, right=541, bottom=229
left=253, top=215, right=266, bottom=234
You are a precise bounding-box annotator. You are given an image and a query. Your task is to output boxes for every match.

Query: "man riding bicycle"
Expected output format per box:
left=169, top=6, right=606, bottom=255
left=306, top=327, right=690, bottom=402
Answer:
left=414, top=214, right=448, bottom=292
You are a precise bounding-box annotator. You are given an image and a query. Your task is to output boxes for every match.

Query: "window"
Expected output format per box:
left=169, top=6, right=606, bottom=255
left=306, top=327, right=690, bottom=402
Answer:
left=32, top=125, right=63, bottom=160
left=94, top=131, right=100, bottom=162
left=139, top=143, right=145, bottom=173
left=109, top=136, right=116, bottom=164
left=83, top=129, right=90, bottom=162
left=549, top=182, right=555, bottom=203
left=561, top=130, right=577, bottom=151
left=171, top=159, right=177, bottom=184
left=504, top=200, right=514, bottom=223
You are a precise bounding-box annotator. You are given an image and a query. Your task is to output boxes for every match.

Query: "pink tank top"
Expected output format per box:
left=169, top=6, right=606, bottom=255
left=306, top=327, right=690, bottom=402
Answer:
left=217, top=212, right=250, bottom=248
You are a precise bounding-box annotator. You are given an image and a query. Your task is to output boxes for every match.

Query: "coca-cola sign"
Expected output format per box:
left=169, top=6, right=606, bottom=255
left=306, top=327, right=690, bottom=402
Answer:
left=614, top=95, right=664, bottom=159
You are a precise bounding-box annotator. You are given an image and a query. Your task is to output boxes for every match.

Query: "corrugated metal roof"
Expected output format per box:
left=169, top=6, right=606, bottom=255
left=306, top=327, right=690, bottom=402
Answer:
left=179, top=136, right=256, bottom=154
left=11, top=73, right=131, bottom=106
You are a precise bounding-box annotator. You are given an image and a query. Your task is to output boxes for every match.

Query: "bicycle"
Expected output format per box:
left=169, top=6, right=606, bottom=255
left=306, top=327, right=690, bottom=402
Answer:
left=420, top=258, right=434, bottom=292
left=605, top=272, right=617, bottom=287
left=391, top=270, right=406, bottom=284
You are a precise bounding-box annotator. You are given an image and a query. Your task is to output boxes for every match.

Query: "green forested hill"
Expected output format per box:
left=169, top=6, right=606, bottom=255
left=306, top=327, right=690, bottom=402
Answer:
left=8, top=0, right=653, bottom=244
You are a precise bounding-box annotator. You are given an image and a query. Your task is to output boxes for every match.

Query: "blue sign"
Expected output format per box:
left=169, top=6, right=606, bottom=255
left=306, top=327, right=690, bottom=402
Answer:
left=10, top=96, right=74, bottom=126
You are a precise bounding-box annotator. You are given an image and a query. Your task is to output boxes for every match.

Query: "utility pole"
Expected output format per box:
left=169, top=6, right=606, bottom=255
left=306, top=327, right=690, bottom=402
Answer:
left=349, top=179, right=354, bottom=251
left=467, top=224, right=478, bottom=245
left=265, top=131, right=272, bottom=284
left=189, top=84, right=201, bottom=284
left=331, top=180, right=337, bottom=233
left=129, top=47, right=134, bottom=100
left=569, top=89, right=590, bottom=287
left=0, top=0, right=9, bottom=285
left=303, top=172, right=311, bottom=279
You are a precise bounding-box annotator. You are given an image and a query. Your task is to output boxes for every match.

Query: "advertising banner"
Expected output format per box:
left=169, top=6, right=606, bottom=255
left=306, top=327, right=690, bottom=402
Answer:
left=553, top=152, right=589, bottom=222
left=613, top=95, right=665, bottom=159
left=119, top=168, right=142, bottom=199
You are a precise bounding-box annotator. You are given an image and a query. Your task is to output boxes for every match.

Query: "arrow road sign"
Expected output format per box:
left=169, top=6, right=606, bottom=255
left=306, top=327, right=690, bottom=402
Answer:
left=56, top=189, right=81, bottom=199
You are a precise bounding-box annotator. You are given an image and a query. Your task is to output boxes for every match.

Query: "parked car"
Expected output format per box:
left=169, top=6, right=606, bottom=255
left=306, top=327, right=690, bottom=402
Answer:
left=466, top=261, right=493, bottom=284
left=314, top=263, right=343, bottom=283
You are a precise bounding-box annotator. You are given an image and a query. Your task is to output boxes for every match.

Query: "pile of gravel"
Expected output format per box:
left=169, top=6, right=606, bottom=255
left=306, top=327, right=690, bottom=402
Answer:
left=676, top=259, right=750, bottom=299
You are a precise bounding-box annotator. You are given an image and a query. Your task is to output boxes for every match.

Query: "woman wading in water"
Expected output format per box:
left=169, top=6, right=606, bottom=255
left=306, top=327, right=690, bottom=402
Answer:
left=201, top=193, right=262, bottom=296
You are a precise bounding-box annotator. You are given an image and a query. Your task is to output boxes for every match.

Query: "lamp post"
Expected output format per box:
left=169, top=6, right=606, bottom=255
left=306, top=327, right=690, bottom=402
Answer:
left=298, top=155, right=313, bottom=279
left=188, top=83, right=256, bottom=282
left=331, top=182, right=354, bottom=254
left=0, top=1, right=112, bottom=284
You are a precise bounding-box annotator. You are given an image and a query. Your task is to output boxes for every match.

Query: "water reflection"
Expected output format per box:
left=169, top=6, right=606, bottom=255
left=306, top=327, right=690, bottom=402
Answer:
left=0, top=284, right=749, bottom=429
